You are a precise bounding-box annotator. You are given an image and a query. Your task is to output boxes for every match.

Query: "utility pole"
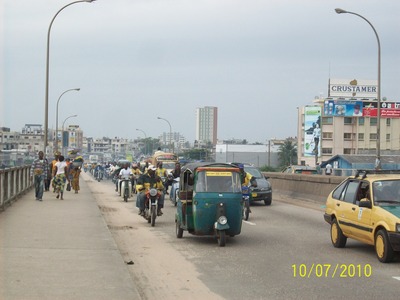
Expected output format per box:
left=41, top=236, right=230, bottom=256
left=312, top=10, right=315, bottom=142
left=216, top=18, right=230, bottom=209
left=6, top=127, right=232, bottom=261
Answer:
left=268, top=140, right=271, bottom=167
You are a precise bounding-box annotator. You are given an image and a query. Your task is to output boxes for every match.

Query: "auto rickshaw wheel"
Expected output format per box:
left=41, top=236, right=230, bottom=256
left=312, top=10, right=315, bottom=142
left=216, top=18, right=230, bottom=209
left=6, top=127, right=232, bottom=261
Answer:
left=217, top=230, right=226, bottom=247
left=176, top=220, right=183, bottom=238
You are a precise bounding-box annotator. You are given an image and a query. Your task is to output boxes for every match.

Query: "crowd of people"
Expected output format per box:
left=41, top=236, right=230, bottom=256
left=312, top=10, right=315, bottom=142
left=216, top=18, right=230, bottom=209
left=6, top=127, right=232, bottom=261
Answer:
left=30, top=151, right=82, bottom=201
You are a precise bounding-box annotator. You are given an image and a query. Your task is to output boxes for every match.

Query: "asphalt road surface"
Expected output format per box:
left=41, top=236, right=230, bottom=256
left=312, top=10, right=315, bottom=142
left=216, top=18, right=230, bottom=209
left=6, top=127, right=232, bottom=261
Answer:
left=83, top=172, right=400, bottom=300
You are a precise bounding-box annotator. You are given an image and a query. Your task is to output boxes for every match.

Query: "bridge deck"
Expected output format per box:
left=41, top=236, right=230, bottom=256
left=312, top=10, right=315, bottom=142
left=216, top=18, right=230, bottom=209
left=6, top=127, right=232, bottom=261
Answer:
left=0, top=173, right=140, bottom=300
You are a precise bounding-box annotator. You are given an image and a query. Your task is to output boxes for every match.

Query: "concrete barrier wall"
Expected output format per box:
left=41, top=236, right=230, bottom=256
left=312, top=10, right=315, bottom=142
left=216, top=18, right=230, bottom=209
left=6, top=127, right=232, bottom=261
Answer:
left=263, top=172, right=347, bottom=204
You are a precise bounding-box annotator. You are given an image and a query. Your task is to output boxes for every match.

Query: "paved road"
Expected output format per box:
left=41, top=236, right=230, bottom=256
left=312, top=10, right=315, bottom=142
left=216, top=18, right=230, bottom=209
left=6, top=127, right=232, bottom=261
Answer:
left=92, top=174, right=400, bottom=300
left=0, top=176, right=141, bottom=300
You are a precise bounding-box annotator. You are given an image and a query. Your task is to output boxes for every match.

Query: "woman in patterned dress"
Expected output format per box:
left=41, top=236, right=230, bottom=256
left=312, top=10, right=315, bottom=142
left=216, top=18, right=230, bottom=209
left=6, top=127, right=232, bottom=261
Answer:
left=53, top=155, right=71, bottom=200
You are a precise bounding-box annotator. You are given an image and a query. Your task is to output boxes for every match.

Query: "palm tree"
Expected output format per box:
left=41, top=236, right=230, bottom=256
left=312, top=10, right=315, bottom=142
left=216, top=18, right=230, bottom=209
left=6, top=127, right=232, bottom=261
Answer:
left=278, top=139, right=297, bottom=167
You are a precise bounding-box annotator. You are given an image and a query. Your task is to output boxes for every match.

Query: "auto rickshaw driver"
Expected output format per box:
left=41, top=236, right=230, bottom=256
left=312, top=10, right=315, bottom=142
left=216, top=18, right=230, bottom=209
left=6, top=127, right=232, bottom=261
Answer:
left=136, top=165, right=165, bottom=216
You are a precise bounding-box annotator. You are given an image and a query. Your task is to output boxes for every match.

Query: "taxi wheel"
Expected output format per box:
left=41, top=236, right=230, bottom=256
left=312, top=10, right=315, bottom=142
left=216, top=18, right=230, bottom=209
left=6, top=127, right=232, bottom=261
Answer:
left=375, top=229, right=394, bottom=263
left=331, top=219, right=347, bottom=248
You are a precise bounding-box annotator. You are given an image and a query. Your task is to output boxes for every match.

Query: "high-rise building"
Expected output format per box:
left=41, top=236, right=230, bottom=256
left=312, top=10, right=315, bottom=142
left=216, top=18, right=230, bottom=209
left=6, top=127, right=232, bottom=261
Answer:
left=196, top=106, right=218, bottom=146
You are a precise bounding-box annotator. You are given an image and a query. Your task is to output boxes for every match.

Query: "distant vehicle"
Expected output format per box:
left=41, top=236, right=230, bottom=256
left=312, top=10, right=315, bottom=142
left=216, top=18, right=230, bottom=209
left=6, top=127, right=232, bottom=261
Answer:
left=282, top=165, right=318, bottom=175
left=150, top=152, right=178, bottom=173
left=232, top=163, right=273, bottom=206
left=89, top=155, right=99, bottom=164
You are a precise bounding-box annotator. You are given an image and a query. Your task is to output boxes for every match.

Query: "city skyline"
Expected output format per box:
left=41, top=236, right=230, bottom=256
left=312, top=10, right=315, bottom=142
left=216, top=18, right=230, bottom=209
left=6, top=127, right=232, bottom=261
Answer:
left=2, top=0, right=400, bottom=144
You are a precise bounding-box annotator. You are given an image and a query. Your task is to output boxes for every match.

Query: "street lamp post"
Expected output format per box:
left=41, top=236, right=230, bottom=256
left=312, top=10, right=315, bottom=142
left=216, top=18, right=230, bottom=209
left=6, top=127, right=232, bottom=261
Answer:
left=55, top=88, right=80, bottom=152
left=136, top=128, right=147, bottom=155
left=157, top=117, right=173, bottom=153
left=62, top=114, right=78, bottom=156
left=335, top=8, right=381, bottom=169
left=44, top=0, right=96, bottom=156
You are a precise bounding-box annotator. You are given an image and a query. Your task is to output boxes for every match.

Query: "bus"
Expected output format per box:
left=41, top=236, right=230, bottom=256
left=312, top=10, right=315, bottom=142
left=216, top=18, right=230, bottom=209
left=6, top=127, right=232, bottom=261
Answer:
left=89, top=155, right=99, bottom=164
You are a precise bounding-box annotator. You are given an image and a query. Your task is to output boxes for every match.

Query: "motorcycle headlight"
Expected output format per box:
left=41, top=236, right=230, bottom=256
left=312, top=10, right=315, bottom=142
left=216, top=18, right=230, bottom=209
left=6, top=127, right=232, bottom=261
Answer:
left=218, top=216, right=228, bottom=225
left=149, top=188, right=158, bottom=197
left=396, top=223, right=400, bottom=233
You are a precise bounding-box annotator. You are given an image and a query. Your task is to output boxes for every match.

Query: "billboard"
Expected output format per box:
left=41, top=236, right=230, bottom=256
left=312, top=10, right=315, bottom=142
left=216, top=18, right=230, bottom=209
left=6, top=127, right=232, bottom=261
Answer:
left=323, top=101, right=400, bottom=118
left=304, top=106, right=321, bottom=157
left=365, top=102, right=400, bottom=118
left=329, top=79, right=377, bottom=99
left=323, top=100, right=364, bottom=117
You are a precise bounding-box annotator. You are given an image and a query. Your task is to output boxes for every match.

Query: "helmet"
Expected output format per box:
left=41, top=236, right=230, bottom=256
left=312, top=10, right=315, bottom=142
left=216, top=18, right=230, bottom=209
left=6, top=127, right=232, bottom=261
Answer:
left=148, top=165, right=156, bottom=171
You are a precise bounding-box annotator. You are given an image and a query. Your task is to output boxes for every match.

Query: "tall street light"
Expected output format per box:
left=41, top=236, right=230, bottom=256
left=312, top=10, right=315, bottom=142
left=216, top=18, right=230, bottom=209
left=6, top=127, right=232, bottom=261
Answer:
left=335, top=8, right=381, bottom=169
left=44, top=0, right=96, bottom=156
left=55, top=88, right=80, bottom=152
left=136, top=128, right=148, bottom=155
left=157, top=117, right=172, bottom=153
left=62, top=114, right=78, bottom=156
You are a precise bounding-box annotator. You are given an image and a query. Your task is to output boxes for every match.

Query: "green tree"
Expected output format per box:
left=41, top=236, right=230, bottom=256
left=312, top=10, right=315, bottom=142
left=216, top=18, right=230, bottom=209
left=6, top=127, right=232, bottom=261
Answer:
left=278, top=139, right=297, bottom=168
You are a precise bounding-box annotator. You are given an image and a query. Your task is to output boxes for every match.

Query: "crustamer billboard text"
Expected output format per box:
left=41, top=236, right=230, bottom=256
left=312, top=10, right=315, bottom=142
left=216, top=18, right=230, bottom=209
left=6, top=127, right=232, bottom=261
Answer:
left=329, top=79, right=377, bottom=99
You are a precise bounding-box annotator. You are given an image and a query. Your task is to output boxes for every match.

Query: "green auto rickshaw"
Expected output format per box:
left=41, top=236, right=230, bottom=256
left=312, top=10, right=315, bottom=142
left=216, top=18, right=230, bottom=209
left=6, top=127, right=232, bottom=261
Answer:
left=175, top=162, right=243, bottom=247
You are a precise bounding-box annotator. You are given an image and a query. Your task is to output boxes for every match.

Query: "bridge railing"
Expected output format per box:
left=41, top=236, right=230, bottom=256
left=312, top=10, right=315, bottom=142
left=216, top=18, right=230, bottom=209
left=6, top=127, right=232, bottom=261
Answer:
left=0, top=166, right=32, bottom=210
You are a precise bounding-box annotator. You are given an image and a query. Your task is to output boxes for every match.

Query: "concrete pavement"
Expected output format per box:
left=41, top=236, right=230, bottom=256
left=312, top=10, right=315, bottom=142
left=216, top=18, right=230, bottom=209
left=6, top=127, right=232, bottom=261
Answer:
left=0, top=176, right=141, bottom=300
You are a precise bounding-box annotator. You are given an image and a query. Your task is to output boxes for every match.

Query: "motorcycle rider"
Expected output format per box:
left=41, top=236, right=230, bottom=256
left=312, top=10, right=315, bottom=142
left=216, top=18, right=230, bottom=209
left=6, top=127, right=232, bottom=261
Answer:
left=94, top=163, right=104, bottom=180
left=136, top=165, right=165, bottom=216
left=156, top=162, right=168, bottom=177
left=164, top=162, right=181, bottom=195
left=116, top=163, right=132, bottom=195
left=131, top=163, right=142, bottom=193
left=236, top=163, right=257, bottom=213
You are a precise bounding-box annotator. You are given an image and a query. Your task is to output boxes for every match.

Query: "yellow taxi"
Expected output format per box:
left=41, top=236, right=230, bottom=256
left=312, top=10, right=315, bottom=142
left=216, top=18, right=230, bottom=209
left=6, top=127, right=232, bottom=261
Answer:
left=324, top=170, right=400, bottom=263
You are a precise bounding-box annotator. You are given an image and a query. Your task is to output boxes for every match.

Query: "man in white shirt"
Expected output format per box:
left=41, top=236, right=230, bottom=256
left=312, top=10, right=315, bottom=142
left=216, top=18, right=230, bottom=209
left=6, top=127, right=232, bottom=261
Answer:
left=325, top=163, right=333, bottom=175
left=116, top=163, right=132, bottom=194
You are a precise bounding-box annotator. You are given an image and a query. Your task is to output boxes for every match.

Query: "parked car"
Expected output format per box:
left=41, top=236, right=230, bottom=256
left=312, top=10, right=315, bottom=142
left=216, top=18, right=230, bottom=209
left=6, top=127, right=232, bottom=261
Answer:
left=324, top=169, right=400, bottom=263
left=282, top=165, right=318, bottom=175
left=232, top=163, right=272, bottom=206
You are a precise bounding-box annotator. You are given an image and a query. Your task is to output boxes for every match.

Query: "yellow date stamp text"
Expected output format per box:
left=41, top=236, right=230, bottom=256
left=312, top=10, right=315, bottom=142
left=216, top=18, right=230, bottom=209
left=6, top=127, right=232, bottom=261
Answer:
left=292, top=264, right=372, bottom=278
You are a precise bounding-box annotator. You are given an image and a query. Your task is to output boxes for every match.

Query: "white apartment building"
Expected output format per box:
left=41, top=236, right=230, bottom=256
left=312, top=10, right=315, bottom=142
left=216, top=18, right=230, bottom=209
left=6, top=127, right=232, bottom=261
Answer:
left=158, top=132, right=187, bottom=152
left=196, top=106, right=218, bottom=145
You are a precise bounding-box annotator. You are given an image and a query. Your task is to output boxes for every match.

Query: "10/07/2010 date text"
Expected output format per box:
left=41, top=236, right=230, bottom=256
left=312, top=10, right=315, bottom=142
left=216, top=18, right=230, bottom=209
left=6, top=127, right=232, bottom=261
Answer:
left=292, top=264, right=372, bottom=278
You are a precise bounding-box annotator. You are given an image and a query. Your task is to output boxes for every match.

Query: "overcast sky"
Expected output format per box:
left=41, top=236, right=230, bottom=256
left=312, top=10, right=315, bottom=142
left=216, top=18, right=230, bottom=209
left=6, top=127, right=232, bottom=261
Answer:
left=2, top=0, right=400, bottom=144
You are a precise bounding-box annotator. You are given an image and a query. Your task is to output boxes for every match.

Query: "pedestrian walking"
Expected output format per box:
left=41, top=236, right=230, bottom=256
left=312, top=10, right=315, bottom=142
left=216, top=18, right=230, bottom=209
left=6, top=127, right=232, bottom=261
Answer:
left=325, top=163, right=332, bottom=175
left=30, top=151, right=49, bottom=201
left=53, top=155, right=71, bottom=200
left=70, top=165, right=81, bottom=193
left=50, top=152, right=60, bottom=193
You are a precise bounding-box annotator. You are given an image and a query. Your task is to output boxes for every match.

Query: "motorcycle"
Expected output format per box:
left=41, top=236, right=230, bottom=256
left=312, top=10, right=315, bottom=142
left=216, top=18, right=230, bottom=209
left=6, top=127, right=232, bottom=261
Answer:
left=120, top=177, right=132, bottom=202
left=242, top=185, right=251, bottom=221
left=104, top=167, right=111, bottom=180
left=95, top=169, right=104, bottom=182
left=169, top=176, right=180, bottom=206
left=143, top=188, right=161, bottom=226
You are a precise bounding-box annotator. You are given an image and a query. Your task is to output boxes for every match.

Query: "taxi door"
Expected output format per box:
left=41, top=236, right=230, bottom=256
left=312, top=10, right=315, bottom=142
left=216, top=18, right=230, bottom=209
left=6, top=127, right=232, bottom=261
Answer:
left=352, top=181, right=373, bottom=243
left=335, top=181, right=360, bottom=236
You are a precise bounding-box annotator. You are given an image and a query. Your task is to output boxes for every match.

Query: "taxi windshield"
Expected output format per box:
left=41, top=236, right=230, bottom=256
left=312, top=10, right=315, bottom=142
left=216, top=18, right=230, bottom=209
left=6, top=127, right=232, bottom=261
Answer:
left=372, top=180, right=400, bottom=205
left=196, top=170, right=241, bottom=193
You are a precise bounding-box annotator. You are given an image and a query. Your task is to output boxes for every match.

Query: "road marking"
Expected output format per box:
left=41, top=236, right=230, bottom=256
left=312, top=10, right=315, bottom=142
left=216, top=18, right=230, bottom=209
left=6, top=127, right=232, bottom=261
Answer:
left=243, top=220, right=256, bottom=226
left=393, top=277, right=400, bottom=281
